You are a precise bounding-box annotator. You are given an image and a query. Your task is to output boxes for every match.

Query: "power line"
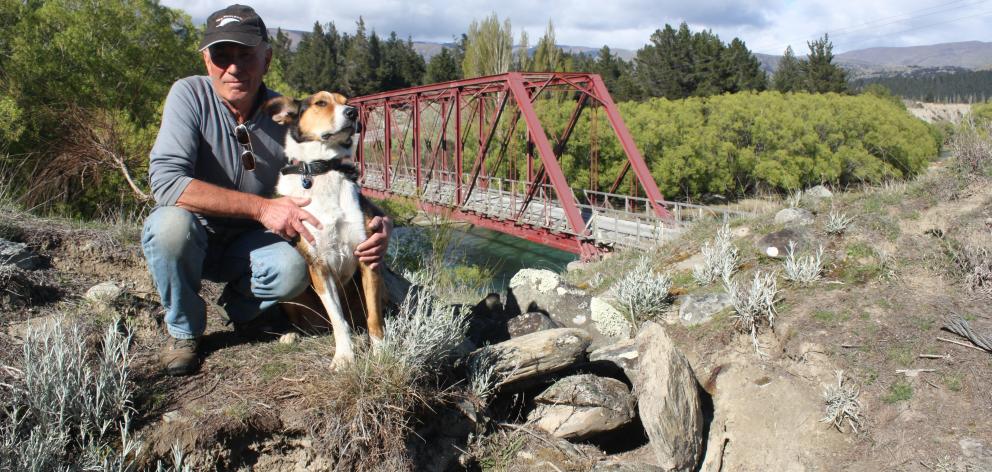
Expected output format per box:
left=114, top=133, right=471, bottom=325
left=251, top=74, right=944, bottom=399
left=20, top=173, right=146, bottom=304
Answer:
left=751, top=0, right=989, bottom=53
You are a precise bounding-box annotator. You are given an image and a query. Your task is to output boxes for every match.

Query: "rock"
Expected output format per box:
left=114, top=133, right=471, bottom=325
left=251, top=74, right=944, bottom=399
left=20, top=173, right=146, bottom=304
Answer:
left=588, top=338, right=639, bottom=373
left=756, top=228, right=811, bottom=258
left=509, top=268, right=563, bottom=294
left=590, top=296, right=632, bottom=339
left=774, top=208, right=814, bottom=226
left=507, top=312, right=561, bottom=338
left=278, top=332, right=300, bottom=344
left=566, top=260, right=587, bottom=272
left=699, top=361, right=844, bottom=472
left=85, top=282, right=124, bottom=305
left=468, top=328, right=591, bottom=387
left=529, top=374, right=637, bottom=440
left=631, top=322, right=703, bottom=472
left=505, top=268, right=617, bottom=350
left=161, top=410, right=183, bottom=424
left=804, top=185, right=832, bottom=199
left=0, top=238, right=41, bottom=270
left=5, top=314, right=59, bottom=341
left=678, top=292, right=732, bottom=325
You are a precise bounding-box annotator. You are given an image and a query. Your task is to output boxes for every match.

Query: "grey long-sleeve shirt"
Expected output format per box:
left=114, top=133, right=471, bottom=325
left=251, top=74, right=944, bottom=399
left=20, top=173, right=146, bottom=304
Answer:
left=148, top=76, right=286, bottom=227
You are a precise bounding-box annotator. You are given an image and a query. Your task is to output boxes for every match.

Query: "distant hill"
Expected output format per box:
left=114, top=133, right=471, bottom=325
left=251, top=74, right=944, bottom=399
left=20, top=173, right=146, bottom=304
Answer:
left=269, top=29, right=991, bottom=78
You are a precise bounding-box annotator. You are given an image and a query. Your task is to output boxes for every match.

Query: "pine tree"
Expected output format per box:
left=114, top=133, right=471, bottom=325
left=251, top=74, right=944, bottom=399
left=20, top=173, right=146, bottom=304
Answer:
left=462, top=13, right=512, bottom=78
left=425, top=48, right=460, bottom=84
left=286, top=22, right=341, bottom=93
left=802, top=34, right=847, bottom=93
left=340, top=18, right=376, bottom=96
left=722, top=38, right=767, bottom=93
left=773, top=46, right=803, bottom=92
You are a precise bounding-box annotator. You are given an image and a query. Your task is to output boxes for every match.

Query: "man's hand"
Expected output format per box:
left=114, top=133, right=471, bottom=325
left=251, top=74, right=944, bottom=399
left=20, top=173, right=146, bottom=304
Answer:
left=356, top=215, right=392, bottom=270
left=257, top=196, right=323, bottom=243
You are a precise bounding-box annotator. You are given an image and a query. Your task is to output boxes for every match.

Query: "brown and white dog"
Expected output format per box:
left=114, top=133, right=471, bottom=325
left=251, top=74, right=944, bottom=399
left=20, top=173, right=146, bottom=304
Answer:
left=264, top=91, right=384, bottom=369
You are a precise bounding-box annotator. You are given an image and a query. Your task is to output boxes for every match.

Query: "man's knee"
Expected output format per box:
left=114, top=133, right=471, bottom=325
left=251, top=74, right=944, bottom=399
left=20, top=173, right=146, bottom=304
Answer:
left=142, top=206, right=205, bottom=260
left=254, top=246, right=309, bottom=299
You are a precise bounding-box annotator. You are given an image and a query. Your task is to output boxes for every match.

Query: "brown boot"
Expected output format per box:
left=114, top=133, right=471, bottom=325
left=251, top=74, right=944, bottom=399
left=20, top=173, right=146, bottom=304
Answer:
left=160, top=337, right=200, bottom=376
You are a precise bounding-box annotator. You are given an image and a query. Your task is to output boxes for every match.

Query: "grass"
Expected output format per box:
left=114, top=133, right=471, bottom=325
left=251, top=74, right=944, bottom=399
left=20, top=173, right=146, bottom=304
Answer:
left=943, top=374, right=964, bottom=392
left=882, top=381, right=913, bottom=404
left=886, top=345, right=915, bottom=367
left=813, top=309, right=850, bottom=324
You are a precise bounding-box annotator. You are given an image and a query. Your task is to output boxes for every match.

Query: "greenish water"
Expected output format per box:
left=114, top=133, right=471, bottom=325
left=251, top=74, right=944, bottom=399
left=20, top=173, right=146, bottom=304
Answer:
left=434, top=226, right=578, bottom=292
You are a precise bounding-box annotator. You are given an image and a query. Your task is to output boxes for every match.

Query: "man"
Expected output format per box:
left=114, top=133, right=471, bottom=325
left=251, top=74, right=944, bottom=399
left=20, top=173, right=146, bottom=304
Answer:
left=142, top=4, right=390, bottom=376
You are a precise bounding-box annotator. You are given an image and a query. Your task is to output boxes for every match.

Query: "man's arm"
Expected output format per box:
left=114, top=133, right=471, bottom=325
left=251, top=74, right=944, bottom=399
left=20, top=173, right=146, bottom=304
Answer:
left=176, top=179, right=322, bottom=243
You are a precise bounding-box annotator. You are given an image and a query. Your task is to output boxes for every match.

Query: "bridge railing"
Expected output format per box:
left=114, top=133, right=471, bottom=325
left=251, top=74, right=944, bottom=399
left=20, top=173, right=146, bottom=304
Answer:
left=361, top=165, right=755, bottom=250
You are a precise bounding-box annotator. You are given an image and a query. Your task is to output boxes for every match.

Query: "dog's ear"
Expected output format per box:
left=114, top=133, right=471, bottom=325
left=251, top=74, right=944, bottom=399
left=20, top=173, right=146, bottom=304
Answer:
left=264, top=96, right=300, bottom=125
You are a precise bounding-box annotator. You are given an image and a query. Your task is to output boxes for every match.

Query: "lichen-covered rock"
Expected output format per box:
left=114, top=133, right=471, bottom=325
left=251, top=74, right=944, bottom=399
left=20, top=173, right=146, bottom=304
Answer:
left=509, top=268, right=562, bottom=294
left=774, top=208, right=814, bottom=226
left=632, top=322, right=703, bottom=472
left=468, top=328, right=591, bottom=387
left=805, top=185, right=833, bottom=199
left=678, top=292, right=732, bottom=325
left=85, top=281, right=124, bottom=305
left=529, top=374, right=637, bottom=440
left=590, top=296, right=632, bottom=339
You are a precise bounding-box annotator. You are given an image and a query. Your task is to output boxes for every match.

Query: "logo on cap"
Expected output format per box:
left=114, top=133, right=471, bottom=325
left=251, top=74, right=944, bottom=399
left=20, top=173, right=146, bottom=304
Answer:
left=216, top=15, right=243, bottom=27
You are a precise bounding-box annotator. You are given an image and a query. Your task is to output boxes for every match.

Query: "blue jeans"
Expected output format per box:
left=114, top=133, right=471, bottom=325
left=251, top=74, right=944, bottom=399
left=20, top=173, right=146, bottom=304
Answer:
left=141, top=206, right=309, bottom=339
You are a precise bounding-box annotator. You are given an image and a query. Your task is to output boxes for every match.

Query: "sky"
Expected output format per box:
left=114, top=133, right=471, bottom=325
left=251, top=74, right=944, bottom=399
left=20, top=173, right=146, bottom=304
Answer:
left=161, top=0, right=992, bottom=55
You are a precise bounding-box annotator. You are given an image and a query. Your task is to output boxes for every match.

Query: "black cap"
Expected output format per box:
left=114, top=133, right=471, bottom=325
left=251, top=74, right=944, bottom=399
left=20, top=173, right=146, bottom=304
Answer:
left=198, top=4, right=268, bottom=51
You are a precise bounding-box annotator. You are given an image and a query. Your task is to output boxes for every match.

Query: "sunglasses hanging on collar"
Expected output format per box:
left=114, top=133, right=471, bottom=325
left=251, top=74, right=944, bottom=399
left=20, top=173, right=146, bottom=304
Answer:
left=235, top=124, right=256, bottom=171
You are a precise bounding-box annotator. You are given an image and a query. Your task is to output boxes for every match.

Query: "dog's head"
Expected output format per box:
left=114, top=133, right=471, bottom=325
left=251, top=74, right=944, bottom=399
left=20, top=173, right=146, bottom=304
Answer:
left=264, top=91, right=361, bottom=150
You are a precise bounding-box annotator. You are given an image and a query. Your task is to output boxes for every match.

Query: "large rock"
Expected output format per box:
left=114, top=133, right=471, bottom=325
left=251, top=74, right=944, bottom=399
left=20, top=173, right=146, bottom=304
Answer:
left=528, top=374, right=637, bottom=440
left=505, top=269, right=620, bottom=350
left=631, top=322, right=703, bottom=472
left=468, top=328, right=591, bottom=388
left=774, top=208, right=814, bottom=226
left=678, top=292, right=732, bottom=325
left=588, top=338, right=639, bottom=373
left=507, top=312, right=561, bottom=338
left=756, top=228, right=811, bottom=259
left=0, top=238, right=41, bottom=270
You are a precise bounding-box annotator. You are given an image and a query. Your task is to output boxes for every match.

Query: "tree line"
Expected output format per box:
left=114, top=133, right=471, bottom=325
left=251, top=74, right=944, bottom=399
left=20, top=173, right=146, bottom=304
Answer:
left=0, top=0, right=919, bottom=218
left=851, top=68, right=992, bottom=103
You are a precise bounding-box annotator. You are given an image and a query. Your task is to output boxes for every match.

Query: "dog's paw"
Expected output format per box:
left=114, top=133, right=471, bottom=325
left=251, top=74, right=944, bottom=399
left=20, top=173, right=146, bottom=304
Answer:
left=330, top=351, right=355, bottom=371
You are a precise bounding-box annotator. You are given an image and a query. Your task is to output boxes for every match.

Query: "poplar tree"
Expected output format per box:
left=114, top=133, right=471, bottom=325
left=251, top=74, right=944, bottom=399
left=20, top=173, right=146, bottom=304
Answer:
left=461, top=13, right=513, bottom=78
left=531, top=20, right=563, bottom=72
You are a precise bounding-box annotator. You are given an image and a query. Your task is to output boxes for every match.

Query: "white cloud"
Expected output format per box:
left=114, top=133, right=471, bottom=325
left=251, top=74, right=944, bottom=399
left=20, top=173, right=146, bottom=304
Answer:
left=163, top=0, right=992, bottom=54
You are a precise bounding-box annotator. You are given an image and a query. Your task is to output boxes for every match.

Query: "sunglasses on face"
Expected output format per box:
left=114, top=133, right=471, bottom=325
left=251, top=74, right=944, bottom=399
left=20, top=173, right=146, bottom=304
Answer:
left=234, top=124, right=256, bottom=171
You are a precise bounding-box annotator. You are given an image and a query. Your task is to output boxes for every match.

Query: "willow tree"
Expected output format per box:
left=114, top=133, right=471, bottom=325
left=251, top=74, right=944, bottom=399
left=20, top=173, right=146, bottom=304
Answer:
left=462, top=13, right=513, bottom=78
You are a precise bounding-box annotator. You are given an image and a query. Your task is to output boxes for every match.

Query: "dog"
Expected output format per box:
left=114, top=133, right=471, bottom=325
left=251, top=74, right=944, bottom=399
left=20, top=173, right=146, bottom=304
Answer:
left=264, top=91, right=385, bottom=369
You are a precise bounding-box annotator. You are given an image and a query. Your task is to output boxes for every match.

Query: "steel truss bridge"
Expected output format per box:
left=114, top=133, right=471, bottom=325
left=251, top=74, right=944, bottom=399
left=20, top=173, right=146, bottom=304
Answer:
left=351, top=72, right=737, bottom=259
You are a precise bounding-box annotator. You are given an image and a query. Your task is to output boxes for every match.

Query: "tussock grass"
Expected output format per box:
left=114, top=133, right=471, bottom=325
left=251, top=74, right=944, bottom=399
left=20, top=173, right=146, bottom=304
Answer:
left=610, top=256, right=673, bottom=324
left=820, top=371, right=865, bottom=434
left=727, top=271, right=780, bottom=355
left=304, top=278, right=469, bottom=470
left=693, top=223, right=739, bottom=286
left=783, top=241, right=824, bottom=286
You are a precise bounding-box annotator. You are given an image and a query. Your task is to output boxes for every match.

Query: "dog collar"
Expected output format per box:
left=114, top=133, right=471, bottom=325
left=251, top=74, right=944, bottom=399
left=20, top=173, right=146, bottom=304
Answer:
left=280, top=159, right=359, bottom=189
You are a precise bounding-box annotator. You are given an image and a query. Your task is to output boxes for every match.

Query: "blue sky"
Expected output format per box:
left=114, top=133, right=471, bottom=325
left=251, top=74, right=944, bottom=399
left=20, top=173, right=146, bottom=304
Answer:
left=162, top=0, right=992, bottom=54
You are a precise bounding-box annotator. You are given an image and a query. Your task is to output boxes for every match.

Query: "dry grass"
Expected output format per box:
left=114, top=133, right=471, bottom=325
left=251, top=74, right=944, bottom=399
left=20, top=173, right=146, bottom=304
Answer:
left=727, top=271, right=780, bottom=355
left=302, top=279, right=469, bottom=470
left=820, top=371, right=865, bottom=434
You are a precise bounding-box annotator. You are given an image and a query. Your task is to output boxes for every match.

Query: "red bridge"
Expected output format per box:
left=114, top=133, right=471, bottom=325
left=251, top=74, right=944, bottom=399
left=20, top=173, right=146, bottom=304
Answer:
left=351, top=72, right=711, bottom=259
